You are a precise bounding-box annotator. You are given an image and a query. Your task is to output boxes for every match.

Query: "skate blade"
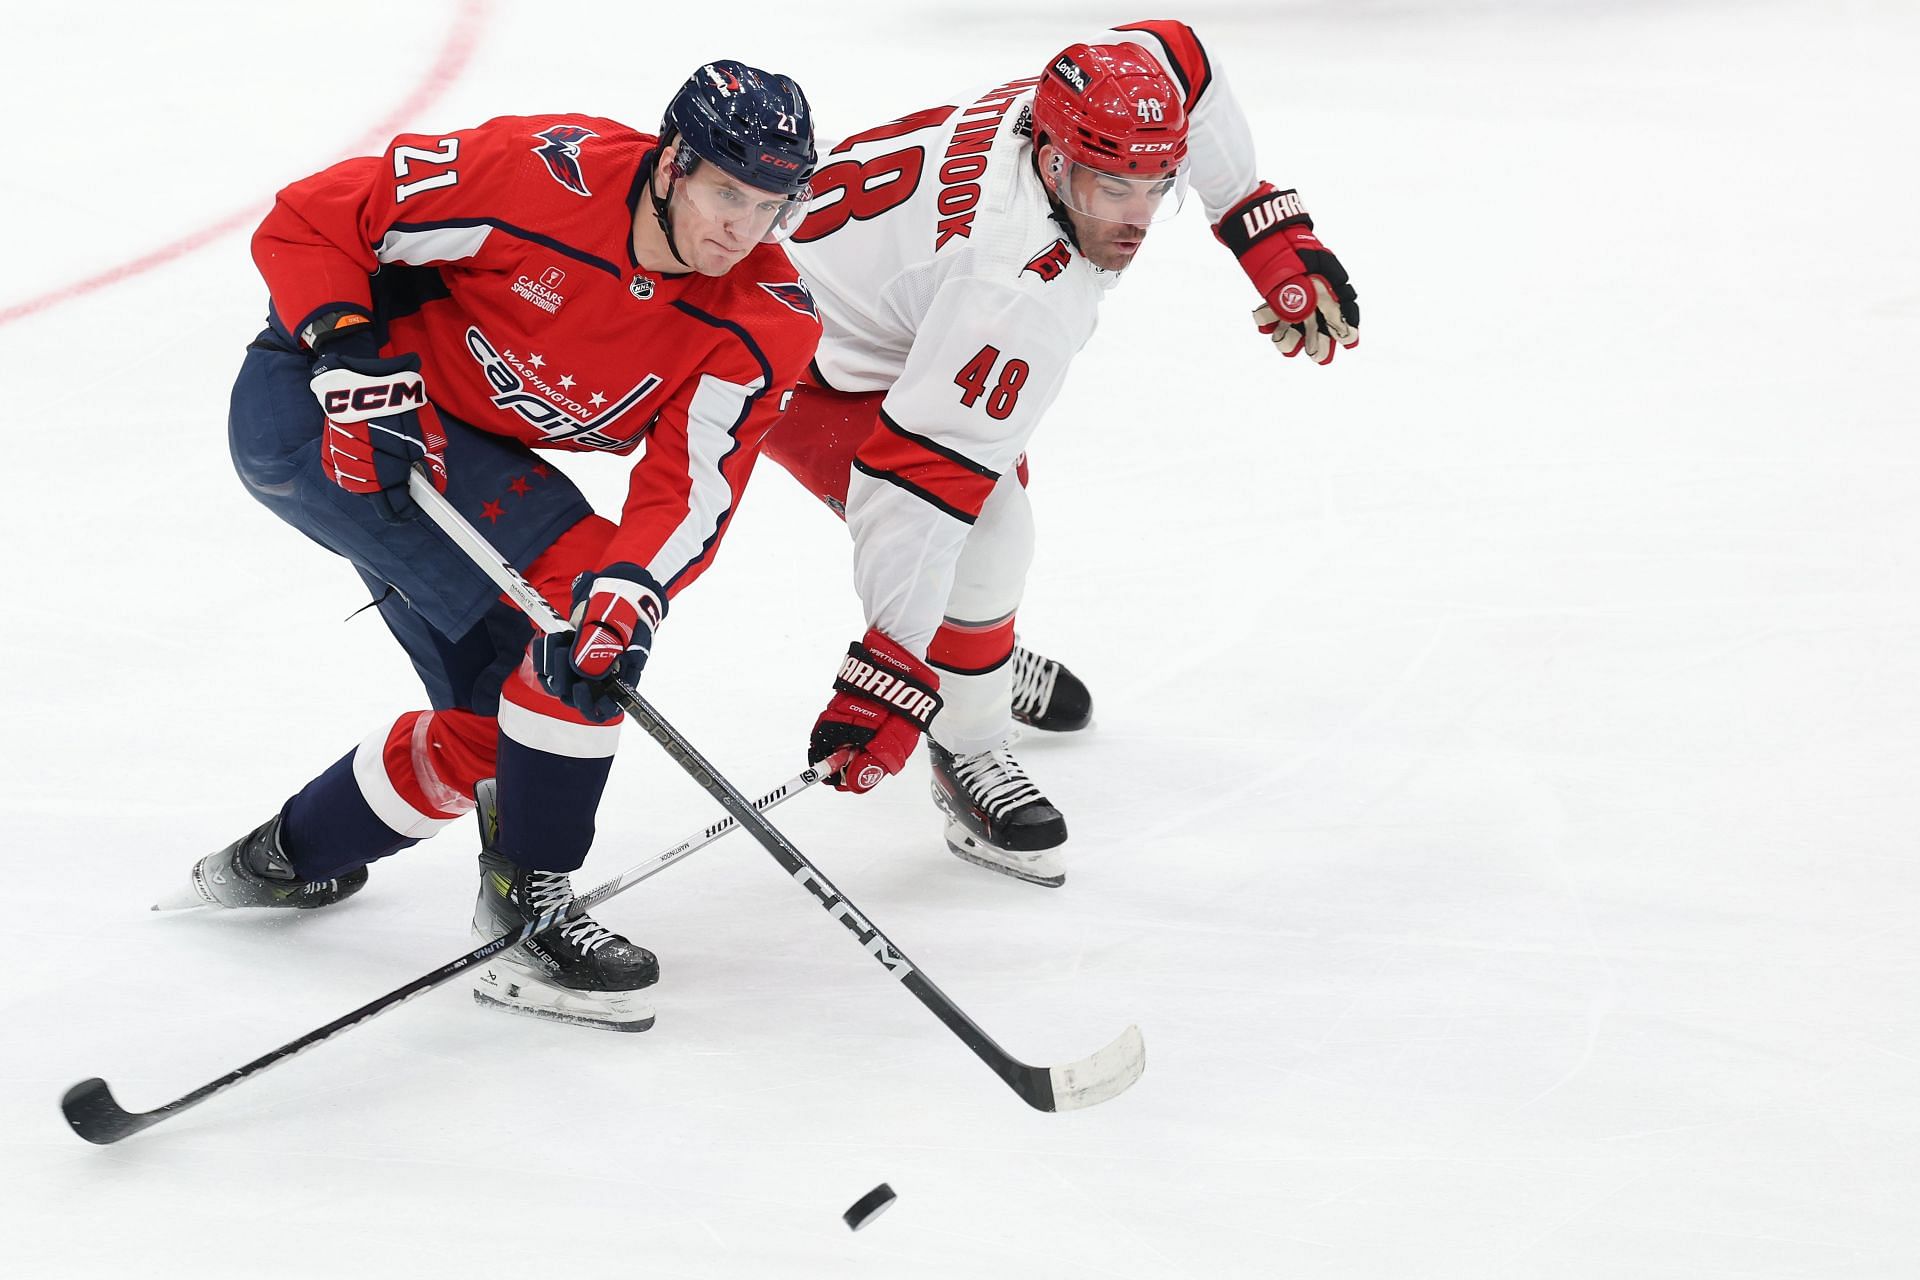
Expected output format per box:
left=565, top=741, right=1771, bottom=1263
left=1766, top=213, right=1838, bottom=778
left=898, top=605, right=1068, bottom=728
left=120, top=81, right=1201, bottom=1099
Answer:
left=472, top=989, right=655, bottom=1032
left=151, top=868, right=216, bottom=912
left=471, top=963, right=656, bottom=1032
left=944, top=829, right=1066, bottom=888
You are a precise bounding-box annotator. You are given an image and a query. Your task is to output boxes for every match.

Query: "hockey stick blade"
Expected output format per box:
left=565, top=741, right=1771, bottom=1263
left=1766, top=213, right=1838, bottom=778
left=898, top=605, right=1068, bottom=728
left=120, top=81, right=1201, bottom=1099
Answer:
left=1045, top=1023, right=1146, bottom=1111
left=403, top=470, right=1148, bottom=1115
left=62, top=1077, right=158, bottom=1145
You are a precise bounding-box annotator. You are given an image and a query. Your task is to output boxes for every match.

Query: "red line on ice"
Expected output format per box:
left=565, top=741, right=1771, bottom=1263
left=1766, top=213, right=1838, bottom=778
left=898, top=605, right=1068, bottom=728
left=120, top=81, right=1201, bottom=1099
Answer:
left=0, top=0, right=490, bottom=330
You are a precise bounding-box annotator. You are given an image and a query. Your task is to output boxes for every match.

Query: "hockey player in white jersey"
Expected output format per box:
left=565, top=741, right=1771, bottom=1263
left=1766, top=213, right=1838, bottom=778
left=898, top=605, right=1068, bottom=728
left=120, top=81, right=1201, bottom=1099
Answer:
left=768, top=21, right=1359, bottom=886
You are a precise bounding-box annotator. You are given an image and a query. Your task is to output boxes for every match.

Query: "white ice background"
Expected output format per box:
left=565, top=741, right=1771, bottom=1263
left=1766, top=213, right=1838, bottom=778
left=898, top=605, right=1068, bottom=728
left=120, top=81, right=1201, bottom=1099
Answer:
left=2, top=1, right=1917, bottom=1276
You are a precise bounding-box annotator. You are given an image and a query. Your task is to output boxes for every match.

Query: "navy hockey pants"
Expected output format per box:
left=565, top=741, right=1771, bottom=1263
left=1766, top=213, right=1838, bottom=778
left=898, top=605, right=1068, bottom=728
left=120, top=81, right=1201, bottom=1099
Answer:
left=227, top=331, right=623, bottom=877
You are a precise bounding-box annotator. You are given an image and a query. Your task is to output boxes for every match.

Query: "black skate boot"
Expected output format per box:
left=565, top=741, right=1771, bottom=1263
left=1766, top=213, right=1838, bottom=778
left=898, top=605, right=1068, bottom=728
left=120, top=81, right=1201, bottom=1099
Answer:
left=1010, top=645, right=1093, bottom=733
left=469, top=782, right=658, bottom=1032
left=928, top=741, right=1068, bottom=888
left=155, top=814, right=369, bottom=911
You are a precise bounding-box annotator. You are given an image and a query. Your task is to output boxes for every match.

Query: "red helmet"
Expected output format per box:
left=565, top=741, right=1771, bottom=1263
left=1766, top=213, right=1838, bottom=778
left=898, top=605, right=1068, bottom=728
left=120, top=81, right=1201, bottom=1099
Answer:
left=1031, top=43, right=1189, bottom=175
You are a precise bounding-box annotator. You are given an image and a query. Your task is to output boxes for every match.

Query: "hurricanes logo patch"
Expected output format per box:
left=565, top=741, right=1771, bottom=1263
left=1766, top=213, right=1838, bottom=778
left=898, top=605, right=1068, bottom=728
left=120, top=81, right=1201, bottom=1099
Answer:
left=760, top=280, right=817, bottom=317
left=1022, top=239, right=1073, bottom=282
left=532, top=125, right=597, bottom=197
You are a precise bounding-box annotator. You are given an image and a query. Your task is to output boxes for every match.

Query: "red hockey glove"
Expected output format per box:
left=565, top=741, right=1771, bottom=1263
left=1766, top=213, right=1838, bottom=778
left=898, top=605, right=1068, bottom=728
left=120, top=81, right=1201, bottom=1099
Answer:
left=1213, top=183, right=1360, bottom=365
left=810, top=629, right=944, bottom=794
left=532, top=563, right=667, bottom=723
left=311, top=351, right=448, bottom=522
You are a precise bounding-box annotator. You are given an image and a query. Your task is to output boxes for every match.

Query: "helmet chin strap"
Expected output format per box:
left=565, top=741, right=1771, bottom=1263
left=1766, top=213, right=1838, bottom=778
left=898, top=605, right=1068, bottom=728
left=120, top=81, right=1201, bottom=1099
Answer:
left=649, top=144, right=696, bottom=271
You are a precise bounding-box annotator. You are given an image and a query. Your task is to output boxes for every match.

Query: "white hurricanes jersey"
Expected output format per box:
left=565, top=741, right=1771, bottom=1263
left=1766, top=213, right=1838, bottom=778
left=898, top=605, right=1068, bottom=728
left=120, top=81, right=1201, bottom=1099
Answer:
left=786, top=21, right=1261, bottom=652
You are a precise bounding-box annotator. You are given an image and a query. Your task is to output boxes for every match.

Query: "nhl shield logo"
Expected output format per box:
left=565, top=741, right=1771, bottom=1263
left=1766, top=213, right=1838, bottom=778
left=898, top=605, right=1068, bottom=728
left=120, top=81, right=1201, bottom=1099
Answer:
left=629, top=273, right=655, bottom=301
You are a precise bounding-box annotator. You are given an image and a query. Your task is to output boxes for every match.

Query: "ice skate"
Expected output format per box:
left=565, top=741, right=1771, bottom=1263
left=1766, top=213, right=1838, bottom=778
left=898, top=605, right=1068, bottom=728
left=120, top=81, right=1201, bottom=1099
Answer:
left=1009, top=645, right=1093, bottom=733
left=154, top=814, right=368, bottom=911
left=928, top=741, right=1068, bottom=888
left=469, top=783, right=657, bottom=1032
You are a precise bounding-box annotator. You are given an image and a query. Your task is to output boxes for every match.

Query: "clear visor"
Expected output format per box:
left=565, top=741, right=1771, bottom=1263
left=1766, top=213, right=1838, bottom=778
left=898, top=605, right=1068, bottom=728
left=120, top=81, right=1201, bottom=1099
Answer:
left=1050, top=159, right=1189, bottom=226
left=671, top=151, right=811, bottom=244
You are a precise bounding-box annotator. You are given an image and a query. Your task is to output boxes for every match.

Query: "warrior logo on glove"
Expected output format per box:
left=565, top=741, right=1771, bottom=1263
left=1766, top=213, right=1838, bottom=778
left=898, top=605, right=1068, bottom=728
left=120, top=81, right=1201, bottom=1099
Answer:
left=1213, top=183, right=1360, bottom=365
left=810, top=629, right=944, bottom=794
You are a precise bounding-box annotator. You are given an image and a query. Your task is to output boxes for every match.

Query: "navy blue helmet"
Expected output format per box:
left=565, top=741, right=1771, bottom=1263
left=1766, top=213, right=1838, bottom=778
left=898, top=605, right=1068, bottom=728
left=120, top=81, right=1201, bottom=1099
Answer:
left=663, top=60, right=816, bottom=196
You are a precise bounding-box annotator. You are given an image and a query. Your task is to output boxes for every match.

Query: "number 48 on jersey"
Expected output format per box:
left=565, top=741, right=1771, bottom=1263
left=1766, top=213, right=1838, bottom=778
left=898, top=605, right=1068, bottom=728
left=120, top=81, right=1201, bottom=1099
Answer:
left=954, top=345, right=1028, bottom=421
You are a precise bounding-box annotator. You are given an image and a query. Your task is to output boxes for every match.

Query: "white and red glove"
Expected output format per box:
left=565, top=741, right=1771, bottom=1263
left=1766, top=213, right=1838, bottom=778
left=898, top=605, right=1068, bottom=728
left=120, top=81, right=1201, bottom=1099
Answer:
left=1213, top=183, right=1360, bottom=365
left=532, top=563, right=667, bottom=723
left=311, top=349, right=447, bottom=522
left=809, top=629, right=944, bottom=794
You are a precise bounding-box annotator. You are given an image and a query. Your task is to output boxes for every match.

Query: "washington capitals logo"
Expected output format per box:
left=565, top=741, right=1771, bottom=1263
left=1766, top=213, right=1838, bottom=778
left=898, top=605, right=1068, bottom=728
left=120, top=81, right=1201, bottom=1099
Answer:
left=1022, top=239, right=1073, bottom=282
left=760, top=280, right=817, bottom=318
left=532, top=125, right=597, bottom=197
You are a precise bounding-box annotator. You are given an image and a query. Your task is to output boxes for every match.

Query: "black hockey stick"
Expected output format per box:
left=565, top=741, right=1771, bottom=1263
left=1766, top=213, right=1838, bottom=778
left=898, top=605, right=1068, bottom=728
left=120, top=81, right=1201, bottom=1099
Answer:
left=62, top=766, right=825, bottom=1144
left=407, top=469, right=1145, bottom=1113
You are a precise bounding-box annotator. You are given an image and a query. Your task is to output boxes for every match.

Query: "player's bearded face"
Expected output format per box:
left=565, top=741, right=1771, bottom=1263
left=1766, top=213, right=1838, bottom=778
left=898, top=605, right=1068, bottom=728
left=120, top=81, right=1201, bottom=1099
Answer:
left=1063, top=201, right=1151, bottom=272
left=1043, top=147, right=1183, bottom=273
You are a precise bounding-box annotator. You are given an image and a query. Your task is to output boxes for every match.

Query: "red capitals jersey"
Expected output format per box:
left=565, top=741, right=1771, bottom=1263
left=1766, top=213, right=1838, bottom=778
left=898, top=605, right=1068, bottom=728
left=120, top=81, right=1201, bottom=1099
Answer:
left=252, top=114, right=821, bottom=599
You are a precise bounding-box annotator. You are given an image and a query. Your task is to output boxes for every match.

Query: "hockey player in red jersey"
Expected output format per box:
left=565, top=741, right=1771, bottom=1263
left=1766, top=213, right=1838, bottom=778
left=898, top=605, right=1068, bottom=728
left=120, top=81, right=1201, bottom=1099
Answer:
left=162, top=63, right=823, bottom=1032
left=770, top=22, right=1359, bottom=887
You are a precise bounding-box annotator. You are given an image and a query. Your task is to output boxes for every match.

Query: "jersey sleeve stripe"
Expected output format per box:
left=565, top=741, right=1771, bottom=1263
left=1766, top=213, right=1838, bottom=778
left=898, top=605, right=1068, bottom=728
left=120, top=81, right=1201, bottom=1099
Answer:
left=382, top=218, right=624, bottom=277
left=860, top=410, right=1006, bottom=521
left=875, top=408, right=1001, bottom=480
left=647, top=372, right=761, bottom=592
left=1114, top=20, right=1213, bottom=110
left=850, top=458, right=980, bottom=526
left=641, top=299, right=783, bottom=592
left=852, top=410, right=1003, bottom=521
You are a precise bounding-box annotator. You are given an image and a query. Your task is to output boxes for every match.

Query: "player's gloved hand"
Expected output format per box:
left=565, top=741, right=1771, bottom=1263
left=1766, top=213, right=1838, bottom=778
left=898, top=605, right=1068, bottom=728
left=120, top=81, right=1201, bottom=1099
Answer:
left=810, top=628, right=944, bottom=794
left=310, top=349, right=448, bottom=522
left=532, top=563, right=667, bottom=723
left=1213, top=182, right=1360, bottom=365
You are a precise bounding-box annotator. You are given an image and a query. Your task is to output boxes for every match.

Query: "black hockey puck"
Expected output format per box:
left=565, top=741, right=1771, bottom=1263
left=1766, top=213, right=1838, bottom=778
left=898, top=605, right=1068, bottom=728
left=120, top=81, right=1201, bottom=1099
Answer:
left=843, top=1183, right=896, bottom=1231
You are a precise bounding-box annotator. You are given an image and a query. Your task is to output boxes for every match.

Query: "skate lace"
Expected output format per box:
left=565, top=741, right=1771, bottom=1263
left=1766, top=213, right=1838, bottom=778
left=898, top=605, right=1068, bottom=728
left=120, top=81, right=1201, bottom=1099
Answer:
left=523, top=870, right=619, bottom=953
left=951, top=746, right=1045, bottom=819
left=1009, top=645, right=1058, bottom=719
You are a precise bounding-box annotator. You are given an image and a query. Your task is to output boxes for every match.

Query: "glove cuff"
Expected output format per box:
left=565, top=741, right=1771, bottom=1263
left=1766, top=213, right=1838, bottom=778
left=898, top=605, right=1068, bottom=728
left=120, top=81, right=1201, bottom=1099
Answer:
left=309, top=359, right=428, bottom=424
left=834, top=629, right=943, bottom=730
left=1212, top=182, right=1314, bottom=257
left=574, top=561, right=668, bottom=632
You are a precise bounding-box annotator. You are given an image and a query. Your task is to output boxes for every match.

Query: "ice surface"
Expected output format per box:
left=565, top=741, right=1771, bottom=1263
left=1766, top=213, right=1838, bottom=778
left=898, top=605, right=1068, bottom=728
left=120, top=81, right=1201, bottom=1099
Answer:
left=3, top=1, right=1917, bottom=1276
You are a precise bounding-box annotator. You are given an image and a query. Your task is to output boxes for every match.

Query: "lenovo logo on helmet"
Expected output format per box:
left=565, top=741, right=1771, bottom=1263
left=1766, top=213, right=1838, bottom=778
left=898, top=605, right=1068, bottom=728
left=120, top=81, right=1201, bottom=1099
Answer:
left=1051, top=55, right=1089, bottom=94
